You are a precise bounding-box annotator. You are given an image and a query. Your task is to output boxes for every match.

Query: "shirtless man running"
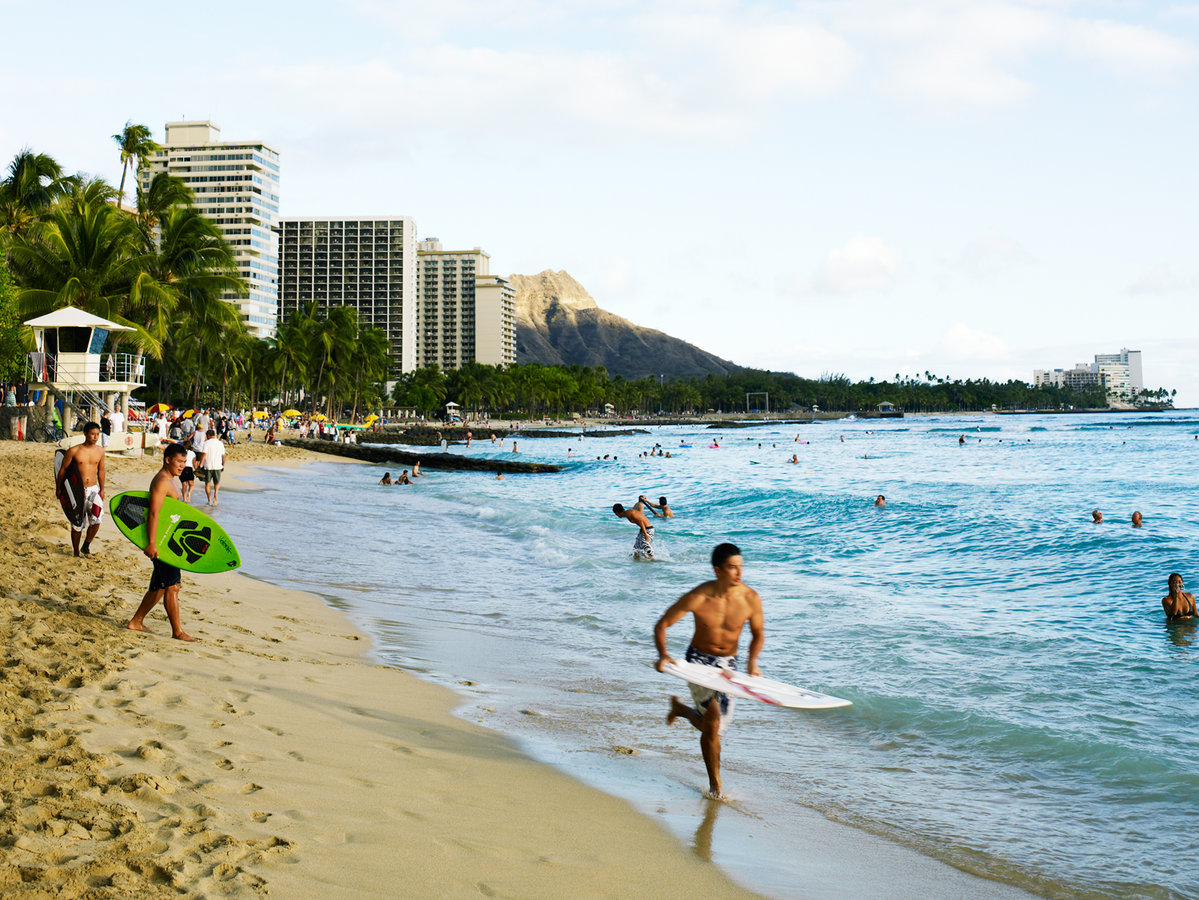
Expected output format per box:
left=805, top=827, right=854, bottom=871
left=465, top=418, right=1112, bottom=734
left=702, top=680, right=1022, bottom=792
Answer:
left=55, top=421, right=106, bottom=557
left=612, top=502, right=655, bottom=560
left=1162, top=573, right=1197, bottom=622
left=654, top=543, right=764, bottom=798
left=127, top=443, right=196, bottom=641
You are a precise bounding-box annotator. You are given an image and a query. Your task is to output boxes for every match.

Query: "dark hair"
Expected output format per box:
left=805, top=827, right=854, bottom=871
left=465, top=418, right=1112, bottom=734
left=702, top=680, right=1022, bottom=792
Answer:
left=83, top=421, right=100, bottom=434
left=1169, top=572, right=1182, bottom=585
left=207, top=429, right=216, bottom=437
left=711, top=542, right=741, bottom=568
left=659, top=496, right=668, bottom=506
left=612, top=503, right=625, bottom=514
left=163, top=442, right=187, bottom=461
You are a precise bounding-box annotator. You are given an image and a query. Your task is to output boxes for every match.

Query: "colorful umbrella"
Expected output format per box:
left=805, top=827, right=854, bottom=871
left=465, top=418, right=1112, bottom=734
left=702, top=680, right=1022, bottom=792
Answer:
left=148, top=402, right=172, bottom=414
left=311, top=413, right=328, bottom=421
left=282, top=409, right=302, bottom=417
left=252, top=410, right=269, bottom=419
left=180, top=409, right=197, bottom=418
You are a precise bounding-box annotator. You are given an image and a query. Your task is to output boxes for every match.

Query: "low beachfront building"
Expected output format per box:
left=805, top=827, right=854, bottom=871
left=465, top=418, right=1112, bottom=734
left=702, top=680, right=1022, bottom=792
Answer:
left=140, top=121, right=281, bottom=338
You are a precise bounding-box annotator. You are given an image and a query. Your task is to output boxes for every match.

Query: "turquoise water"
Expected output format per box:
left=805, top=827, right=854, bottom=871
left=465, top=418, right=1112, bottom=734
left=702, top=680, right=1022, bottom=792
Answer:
left=218, top=412, right=1199, bottom=898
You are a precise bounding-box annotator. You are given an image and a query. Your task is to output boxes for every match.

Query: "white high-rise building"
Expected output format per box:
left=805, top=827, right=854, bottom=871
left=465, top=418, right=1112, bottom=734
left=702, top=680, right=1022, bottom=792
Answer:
left=141, top=121, right=281, bottom=338
left=416, top=239, right=516, bottom=370
left=1094, top=348, right=1143, bottom=396
left=276, top=218, right=417, bottom=377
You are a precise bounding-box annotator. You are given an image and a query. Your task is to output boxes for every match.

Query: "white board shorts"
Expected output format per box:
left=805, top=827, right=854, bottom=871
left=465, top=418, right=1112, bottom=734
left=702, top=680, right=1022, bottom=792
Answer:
left=74, top=485, right=104, bottom=532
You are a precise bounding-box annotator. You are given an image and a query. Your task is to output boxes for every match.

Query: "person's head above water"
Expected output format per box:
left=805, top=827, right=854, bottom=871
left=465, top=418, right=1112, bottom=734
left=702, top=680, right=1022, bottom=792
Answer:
left=874, top=495, right=886, bottom=506
left=1168, top=572, right=1184, bottom=594
left=659, top=496, right=668, bottom=507
left=1131, top=511, right=1142, bottom=528
left=1092, top=509, right=1103, bottom=523
left=612, top=503, right=625, bottom=515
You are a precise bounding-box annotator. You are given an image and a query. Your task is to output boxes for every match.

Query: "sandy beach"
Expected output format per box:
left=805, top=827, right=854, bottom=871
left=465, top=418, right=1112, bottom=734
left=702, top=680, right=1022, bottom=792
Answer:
left=0, top=439, right=759, bottom=898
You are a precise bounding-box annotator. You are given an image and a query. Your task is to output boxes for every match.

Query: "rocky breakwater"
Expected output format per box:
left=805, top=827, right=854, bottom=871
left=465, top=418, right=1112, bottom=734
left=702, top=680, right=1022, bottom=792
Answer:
left=281, top=439, right=562, bottom=473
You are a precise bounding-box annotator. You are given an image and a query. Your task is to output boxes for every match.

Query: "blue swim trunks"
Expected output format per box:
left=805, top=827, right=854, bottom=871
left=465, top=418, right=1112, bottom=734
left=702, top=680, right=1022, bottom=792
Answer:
left=685, top=644, right=736, bottom=734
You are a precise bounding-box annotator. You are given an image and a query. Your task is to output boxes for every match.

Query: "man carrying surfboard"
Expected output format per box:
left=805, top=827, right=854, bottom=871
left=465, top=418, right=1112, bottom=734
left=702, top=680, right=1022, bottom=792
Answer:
left=654, top=543, right=764, bottom=799
left=127, top=443, right=196, bottom=642
left=54, top=422, right=106, bottom=557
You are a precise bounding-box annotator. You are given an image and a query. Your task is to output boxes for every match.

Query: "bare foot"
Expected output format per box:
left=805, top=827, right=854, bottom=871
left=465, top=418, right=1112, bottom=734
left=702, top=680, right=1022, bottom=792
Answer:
left=667, top=696, right=690, bottom=726
left=703, top=788, right=727, bottom=802
left=173, top=632, right=198, bottom=643
left=127, top=621, right=152, bottom=634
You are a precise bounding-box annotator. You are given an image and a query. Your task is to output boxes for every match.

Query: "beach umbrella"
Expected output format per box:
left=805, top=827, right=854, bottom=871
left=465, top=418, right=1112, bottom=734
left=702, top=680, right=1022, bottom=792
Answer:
left=311, top=413, right=328, bottom=421
left=282, top=409, right=301, bottom=417
left=363, top=414, right=379, bottom=424
left=148, top=402, right=172, bottom=414
left=180, top=408, right=197, bottom=418
left=252, top=411, right=268, bottom=419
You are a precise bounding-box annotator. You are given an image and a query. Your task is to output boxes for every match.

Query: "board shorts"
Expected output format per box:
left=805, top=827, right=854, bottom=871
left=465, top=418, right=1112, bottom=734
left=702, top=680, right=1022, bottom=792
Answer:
left=180, top=466, right=195, bottom=483
left=203, top=468, right=222, bottom=485
left=633, top=524, right=654, bottom=560
left=149, top=558, right=181, bottom=591
left=685, top=644, right=736, bottom=735
left=73, top=485, right=104, bottom=533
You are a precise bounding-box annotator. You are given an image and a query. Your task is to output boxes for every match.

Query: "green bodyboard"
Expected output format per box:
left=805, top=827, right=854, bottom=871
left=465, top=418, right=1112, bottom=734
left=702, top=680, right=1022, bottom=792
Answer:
left=108, top=491, right=241, bottom=574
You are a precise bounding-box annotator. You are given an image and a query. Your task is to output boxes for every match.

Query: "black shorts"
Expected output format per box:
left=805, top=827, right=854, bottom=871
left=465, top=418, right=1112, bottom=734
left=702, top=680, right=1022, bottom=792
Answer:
left=180, top=466, right=195, bottom=483
left=149, top=558, right=182, bottom=591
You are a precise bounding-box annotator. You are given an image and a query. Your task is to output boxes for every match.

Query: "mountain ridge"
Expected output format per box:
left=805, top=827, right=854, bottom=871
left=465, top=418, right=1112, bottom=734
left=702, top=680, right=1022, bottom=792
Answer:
left=508, top=270, right=740, bottom=380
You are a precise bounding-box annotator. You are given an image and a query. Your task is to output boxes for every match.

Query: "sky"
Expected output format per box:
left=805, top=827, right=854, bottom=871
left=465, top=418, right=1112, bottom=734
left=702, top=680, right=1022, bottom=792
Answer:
left=3, top=0, right=1197, bottom=404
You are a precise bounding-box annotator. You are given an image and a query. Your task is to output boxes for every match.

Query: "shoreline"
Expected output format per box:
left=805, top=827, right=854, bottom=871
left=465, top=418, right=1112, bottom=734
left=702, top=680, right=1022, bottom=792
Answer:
left=0, top=441, right=758, bottom=898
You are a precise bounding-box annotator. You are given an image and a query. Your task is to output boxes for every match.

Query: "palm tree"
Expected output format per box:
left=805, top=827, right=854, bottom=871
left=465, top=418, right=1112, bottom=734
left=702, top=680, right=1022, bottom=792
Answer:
left=0, top=149, right=69, bottom=243
left=112, top=122, right=160, bottom=209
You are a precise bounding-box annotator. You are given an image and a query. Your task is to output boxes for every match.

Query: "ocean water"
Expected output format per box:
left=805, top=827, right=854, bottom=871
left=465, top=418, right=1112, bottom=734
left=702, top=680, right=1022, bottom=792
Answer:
left=217, top=412, right=1199, bottom=899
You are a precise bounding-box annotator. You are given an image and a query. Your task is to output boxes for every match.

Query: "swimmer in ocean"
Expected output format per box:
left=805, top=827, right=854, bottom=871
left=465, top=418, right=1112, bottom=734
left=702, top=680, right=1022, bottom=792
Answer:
left=378, top=472, right=393, bottom=485
left=874, top=495, right=885, bottom=507
left=646, top=496, right=674, bottom=518
left=1131, top=511, right=1142, bottom=528
left=1162, top=573, right=1196, bottom=621
left=1092, top=509, right=1103, bottom=524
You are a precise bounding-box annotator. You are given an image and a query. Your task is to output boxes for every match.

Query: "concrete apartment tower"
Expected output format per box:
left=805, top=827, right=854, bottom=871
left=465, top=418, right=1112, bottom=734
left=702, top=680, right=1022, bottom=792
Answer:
left=416, top=239, right=516, bottom=370
left=276, top=218, right=418, bottom=377
left=140, top=122, right=281, bottom=338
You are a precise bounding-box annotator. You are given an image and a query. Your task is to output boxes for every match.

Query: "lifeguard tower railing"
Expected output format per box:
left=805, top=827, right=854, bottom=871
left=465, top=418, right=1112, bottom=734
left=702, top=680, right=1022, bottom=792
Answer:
left=26, top=350, right=146, bottom=416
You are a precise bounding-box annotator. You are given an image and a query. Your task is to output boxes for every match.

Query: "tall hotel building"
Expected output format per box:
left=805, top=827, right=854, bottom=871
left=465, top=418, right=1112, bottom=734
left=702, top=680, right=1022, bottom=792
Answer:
left=416, top=239, right=516, bottom=370
left=140, top=122, right=280, bottom=337
left=277, top=219, right=417, bottom=376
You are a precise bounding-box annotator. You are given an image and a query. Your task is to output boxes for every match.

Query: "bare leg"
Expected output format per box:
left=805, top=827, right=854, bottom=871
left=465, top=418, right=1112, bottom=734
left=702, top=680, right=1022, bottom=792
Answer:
left=699, top=701, right=724, bottom=798
left=204, top=478, right=213, bottom=504
left=666, top=696, right=725, bottom=798
left=82, top=523, right=100, bottom=554
left=70, top=528, right=82, bottom=557
left=161, top=584, right=196, bottom=642
left=128, top=588, right=163, bottom=632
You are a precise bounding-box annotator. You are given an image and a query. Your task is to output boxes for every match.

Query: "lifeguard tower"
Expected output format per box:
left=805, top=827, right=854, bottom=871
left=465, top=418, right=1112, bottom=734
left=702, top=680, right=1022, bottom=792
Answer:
left=24, top=307, right=146, bottom=434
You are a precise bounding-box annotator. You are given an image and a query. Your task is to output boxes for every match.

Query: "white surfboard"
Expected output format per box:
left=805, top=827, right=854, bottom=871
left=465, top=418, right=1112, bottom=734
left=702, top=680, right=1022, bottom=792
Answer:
left=663, top=659, right=852, bottom=710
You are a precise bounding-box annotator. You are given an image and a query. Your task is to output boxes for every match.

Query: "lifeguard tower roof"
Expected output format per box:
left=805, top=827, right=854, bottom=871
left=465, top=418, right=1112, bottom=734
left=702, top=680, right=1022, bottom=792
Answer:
left=23, top=307, right=134, bottom=331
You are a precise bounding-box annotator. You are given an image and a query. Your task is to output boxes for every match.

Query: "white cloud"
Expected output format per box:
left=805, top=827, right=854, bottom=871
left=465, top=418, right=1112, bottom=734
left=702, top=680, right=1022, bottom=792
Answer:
left=1064, top=18, right=1194, bottom=72
left=1126, top=265, right=1199, bottom=294
left=953, top=230, right=1034, bottom=279
left=812, top=235, right=902, bottom=294
left=939, top=322, right=1012, bottom=362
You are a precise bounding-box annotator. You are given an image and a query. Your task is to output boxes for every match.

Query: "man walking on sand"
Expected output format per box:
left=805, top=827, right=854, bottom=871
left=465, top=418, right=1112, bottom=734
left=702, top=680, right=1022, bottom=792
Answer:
left=127, top=443, right=195, bottom=642
left=54, top=421, right=106, bottom=557
left=613, top=502, right=655, bottom=560
left=654, top=543, right=764, bottom=799
left=196, top=429, right=226, bottom=505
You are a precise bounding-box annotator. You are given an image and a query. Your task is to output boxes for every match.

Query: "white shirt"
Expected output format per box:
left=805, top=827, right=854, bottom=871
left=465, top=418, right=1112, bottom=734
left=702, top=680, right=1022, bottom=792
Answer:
left=108, top=410, right=125, bottom=433
left=184, top=449, right=196, bottom=469
left=201, top=438, right=225, bottom=470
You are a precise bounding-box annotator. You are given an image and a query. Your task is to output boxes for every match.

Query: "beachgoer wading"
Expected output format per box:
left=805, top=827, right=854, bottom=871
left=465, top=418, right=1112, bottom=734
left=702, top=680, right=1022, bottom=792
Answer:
left=654, top=542, right=764, bottom=799
left=613, top=502, right=655, bottom=560
left=1162, top=573, right=1196, bottom=622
